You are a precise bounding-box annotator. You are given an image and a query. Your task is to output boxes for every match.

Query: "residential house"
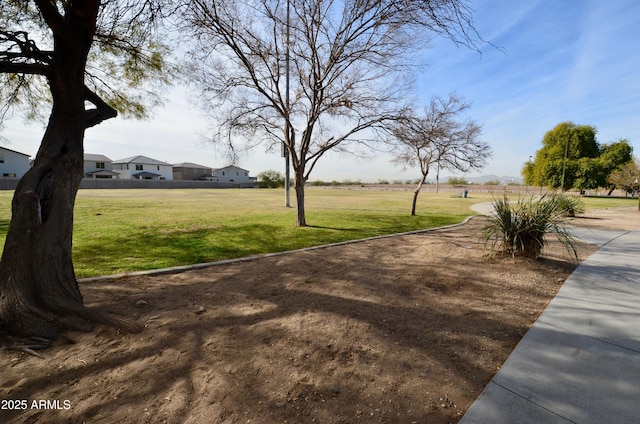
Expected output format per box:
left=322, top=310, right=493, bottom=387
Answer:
left=173, top=162, right=214, bottom=180
left=84, top=153, right=119, bottom=179
left=0, top=146, right=31, bottom=178
left=211, top=165, right=256, bottom=183
left=112, top=155, right=173, bottom=180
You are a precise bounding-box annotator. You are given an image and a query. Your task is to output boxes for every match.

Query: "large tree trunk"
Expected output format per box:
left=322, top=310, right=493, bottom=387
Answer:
left=0, top=88, right=137, bottom=340
left=0, top=111, right=86, bottom=337
left=0, top=2, right=137, bottom=338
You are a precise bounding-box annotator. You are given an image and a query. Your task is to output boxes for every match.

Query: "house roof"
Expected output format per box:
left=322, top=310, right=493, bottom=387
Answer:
left=85, top=170, right=119, bottom=176
left=132, top=171, right=162, bottom=178
left=112, top=155, right=172, bottom=166
left=173, top=162, right=212, bottom=169
left=212, top=165, right=249, bottom=173
left=0, top=146, right=31, bottom=158
left=84, top=153, right=112, bottom=162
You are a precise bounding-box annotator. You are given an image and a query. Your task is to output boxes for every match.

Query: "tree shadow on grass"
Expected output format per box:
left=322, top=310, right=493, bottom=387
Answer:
left=72, top=215, right=468, bottom=278
left=305, top=225, right=359, bottom=231
left=73, top=223, right=326, bottom=277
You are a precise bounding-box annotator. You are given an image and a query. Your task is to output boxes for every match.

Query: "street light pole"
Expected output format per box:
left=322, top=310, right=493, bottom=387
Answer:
left=527, top=156, right=532, bottom=193
left=560, top=138, right=569, bottom=191
left=284, top=0, right=291, bottom=207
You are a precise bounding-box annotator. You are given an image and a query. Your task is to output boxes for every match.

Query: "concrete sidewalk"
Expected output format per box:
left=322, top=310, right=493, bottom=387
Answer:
left=460, top=227, right=640, bottom=423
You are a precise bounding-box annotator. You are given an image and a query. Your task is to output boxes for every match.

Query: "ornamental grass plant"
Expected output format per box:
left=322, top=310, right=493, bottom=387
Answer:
left=554, top=193, right=586, bottom=217
left=482, top=194, right=578, bottom=260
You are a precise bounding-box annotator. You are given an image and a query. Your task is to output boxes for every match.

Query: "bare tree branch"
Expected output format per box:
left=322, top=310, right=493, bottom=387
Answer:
left=84, top=85, right=118, bottom=129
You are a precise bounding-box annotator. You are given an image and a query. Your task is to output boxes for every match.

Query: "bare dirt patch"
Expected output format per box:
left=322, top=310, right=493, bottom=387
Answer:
left=1, top=208, right=637, bottom=424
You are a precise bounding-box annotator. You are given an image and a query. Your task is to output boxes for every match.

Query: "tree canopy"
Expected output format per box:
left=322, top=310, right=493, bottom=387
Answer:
left=522, top=122, right=633, bottom=191
left=0, top=1, right=172, bottom=126
left=257, top=170, right=286, bottom=188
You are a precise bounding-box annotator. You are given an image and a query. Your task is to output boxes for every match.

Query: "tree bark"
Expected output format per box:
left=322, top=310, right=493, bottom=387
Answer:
left=294, top=169, right=307, bottom=227
left=0, top=89, right=138, bottom=340
left=0, top=2, right=138, bottom=338
left=411, top=175, right=427, bottom=216
left=0, top=117, right=85, bottom=337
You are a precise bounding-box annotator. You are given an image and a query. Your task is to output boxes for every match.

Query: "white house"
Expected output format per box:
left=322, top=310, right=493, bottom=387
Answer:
left=112, top=155, right=173, bottom=180
left=84, top=153, right=119, bottom=179
left=211, top=165, right=256, bottom=183
left=0, top=146, right=31, bottom=178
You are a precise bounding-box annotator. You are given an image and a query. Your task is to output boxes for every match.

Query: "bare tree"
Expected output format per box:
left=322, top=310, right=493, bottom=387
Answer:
left=608, top=158, right=640, bottom=210
left=181, top=0, right=481, bottom=226
left=391, top=94, right=491, bottom=215
left=0, top=2, right=172, bottom=339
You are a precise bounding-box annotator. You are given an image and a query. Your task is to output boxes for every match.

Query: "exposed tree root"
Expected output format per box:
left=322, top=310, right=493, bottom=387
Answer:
left=1, top=300, right=142, bottom=343
left=79, top=307, right=144, bottom=334
left=1, top=306, right=141, bottom=356
left=4, top=336, right=51, bottom=359
left=7, top=345, right=47, bottom=359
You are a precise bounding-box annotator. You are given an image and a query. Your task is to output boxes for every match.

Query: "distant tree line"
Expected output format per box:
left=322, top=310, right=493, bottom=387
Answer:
left=258, top=172, right=525, bottom=188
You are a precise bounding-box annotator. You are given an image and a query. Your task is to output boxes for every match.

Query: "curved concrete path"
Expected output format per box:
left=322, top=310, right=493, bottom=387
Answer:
left=462, top=206, right=640, bottom=423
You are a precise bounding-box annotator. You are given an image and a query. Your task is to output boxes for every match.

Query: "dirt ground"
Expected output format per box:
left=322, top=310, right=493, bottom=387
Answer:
left=1, top=207, right=638, bottom=424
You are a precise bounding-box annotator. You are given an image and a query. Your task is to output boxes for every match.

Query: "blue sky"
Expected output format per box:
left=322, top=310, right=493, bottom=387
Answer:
left=2, top=0, right=639, bottom=182
left=414, top=0, right=640, bottom=181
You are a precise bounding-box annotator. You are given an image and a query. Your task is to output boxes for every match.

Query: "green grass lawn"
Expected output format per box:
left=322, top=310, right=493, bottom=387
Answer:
left=0, top=188, right=636, bottom=278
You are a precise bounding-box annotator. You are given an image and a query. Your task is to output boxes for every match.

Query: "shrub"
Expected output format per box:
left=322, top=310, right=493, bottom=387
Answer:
left=447, top=177, right=468, bottom=185
left=257, top=170, right=285, bottom=188
left=483, top=179, right=501, bottom=186
left=482, top=194, right=578, bottom=260
left=554, top=193, right=585, bottom=217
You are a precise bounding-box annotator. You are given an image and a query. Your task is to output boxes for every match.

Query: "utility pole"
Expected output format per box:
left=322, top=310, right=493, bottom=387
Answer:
left=560, top=138, right=569, bottom=191
left=284, top=0, right=291, bottom=207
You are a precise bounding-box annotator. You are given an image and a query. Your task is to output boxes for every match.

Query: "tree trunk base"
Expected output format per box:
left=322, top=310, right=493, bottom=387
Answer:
left=1, top=298, right=142, bottom=340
